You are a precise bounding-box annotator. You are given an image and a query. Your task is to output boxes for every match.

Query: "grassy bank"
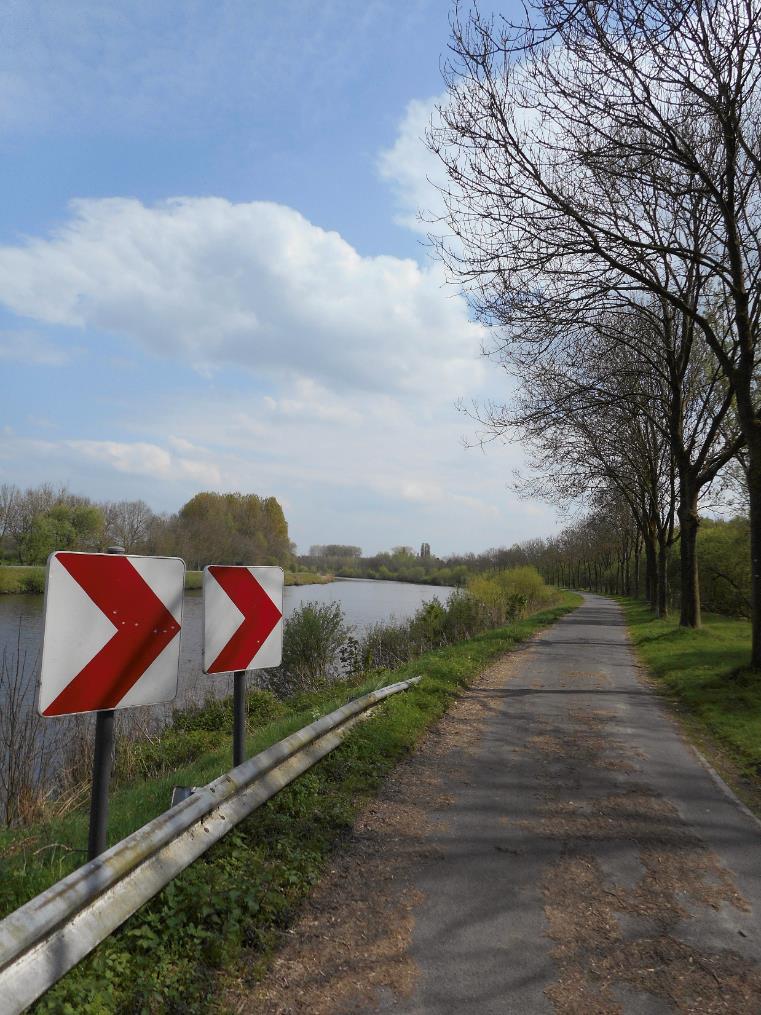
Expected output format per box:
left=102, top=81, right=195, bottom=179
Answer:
left=2, top=592, right=580, bottom=1013
left=0, top=565, right=332, bottom=594
left=622, top=599, right=761, bottom=781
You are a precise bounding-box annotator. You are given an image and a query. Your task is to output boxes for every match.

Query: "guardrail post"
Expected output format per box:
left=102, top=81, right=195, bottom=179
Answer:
left=233, top=670, right=246, bottom=766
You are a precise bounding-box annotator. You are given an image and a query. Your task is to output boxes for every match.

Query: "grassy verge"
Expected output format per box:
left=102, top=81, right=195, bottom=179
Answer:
left=0, top=566, right=332, bottom=594
left=0, top=564, right=46, bottom=594
left=621, top=598, right=761, bottom=784
left=3, top=592, right=580, bottom=1014
left=284, top=570, right=333, bottom=586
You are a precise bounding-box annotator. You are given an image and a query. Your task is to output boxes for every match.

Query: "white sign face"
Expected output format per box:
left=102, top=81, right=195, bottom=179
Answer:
left=38, top=552, right=185, bottom=717
left=203, top=565, right=284, bottom=674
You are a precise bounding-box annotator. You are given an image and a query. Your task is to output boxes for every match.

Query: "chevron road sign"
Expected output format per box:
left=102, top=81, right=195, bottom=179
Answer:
left=202, top=565, right=284, bottom=674
left=38, top=551, right=185, bottom=717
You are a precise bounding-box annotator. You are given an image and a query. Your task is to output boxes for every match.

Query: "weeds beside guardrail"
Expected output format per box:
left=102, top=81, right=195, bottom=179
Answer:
left=0, top=676, right=421, bottom=1013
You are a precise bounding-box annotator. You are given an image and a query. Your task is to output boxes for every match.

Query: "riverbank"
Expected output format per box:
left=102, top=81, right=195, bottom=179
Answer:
left=621, top=597, right=761, bottom=811
left=1, top=591, right=581, bottom=1012
left=0, top=564, right=332, bottom=594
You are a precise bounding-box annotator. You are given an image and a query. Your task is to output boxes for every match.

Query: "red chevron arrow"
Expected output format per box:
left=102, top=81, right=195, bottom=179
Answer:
left=207, top=565, right=283, bottom=673
left=43, top=554, right=181, bottom=716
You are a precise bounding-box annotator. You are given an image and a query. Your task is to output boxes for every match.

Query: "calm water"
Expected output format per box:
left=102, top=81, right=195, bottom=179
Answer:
left=0, top=578, right=454, bottom=713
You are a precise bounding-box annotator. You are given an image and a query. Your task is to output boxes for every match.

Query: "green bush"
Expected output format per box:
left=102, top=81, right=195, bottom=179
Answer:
left=359, top=619, right=415, bottom=671
left=409, top=600, right=447, bottom=647
left=442, top=590, right=488, bottom=641
left=270, top=601, right=351, bottom=694
left=697, top=517, right=751, bottom=618
left=114, top=729, right=219, bottom=784
left=172, top=690, right=285, bottom=734
left=19, top=569, right=46, bottom=594
left=468, top=566, right=552, bottom=623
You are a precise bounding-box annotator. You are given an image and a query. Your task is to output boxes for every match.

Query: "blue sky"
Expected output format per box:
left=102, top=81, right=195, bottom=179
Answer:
left=0, top=0, right=558, bottom=555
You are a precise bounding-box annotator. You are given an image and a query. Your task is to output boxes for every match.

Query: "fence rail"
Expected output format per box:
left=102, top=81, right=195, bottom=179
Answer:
left=0, top=675, right=421, bottom=1014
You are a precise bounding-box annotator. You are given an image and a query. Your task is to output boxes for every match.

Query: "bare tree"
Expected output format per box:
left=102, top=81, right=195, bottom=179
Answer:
left=0, top=483, right=20, bottom=554
left=102, top=499, right=154, bottom=553
left=505, top=339, right=678, bottom=613
left=431, top=1, right=761, bottom=662
left=513, top=304, right=739, bottom=624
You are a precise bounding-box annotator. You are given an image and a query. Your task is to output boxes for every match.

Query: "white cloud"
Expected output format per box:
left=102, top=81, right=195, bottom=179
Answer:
left=378, top=94, right=449, bottom=235
left=0, top=196, right=484, bottom=398
left=262, top=378, right=363, bottom=426
left=0, top=385, right=560, bottom=553
left=65, top=440, right=221, bottom=486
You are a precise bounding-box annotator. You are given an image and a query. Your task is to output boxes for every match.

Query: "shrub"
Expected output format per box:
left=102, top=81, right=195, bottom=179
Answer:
left=409, top=600, right=447, bottom=649
left=442, top=590, right=487, bottom=642
left=172, top=689, right=285, bottom=734
left=358, top=620, right=415, bottom=671
left=268, top=601, right=352, bottom=695
left=469, top=566, right=553, bottom=624
left=20, top=569, right=45, bottom=594
left=114, top=729, right=219, bottom=784
left=696, top=517, right=751, bottom=617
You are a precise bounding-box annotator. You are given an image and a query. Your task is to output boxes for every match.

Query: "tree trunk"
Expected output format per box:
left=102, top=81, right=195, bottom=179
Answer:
left=657, top=534, right=669, bottom=618
left=731, top=381, right=761, bottom=667
left=747, top=429, right=761, bottom=668
left=634, top=539, right=641, bottom=598
left=678, top=476, right=701, bottom=628
left=644, top=534, right=657, bottom=609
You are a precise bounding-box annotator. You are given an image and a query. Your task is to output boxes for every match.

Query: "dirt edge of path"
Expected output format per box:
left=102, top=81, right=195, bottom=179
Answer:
left=216, top=645, right=531, bottom=1014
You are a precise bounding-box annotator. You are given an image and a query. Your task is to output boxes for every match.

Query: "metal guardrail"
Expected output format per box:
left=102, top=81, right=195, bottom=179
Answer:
left=0, top=676, right=421, bottom=1014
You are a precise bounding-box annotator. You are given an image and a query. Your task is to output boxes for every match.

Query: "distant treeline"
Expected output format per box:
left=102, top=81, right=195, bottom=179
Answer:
left=526, top=509, right=752, bottom=621
left=0, top=484, right=293, bottom=569
left=299, top=543, right=543, bottom=588
left=302, top=519, right=752, bottom=619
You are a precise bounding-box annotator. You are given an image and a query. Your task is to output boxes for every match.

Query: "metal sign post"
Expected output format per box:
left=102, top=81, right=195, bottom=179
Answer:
left=86, top=546, right=122, bottom=861
left=87, top=707, right=115, bottom=859
left=233, top=671, right=246, bottom=766
left=202, top=565, right=284, bottom=769
left=38, top=547, right=185, bottom=860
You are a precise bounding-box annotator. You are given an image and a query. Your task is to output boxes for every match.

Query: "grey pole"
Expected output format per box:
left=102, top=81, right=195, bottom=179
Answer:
left=87, top=545, right=124, bottom=861
left=87, top=709, right=115, bottom=860
left=233, top=671, right=246, bottom=767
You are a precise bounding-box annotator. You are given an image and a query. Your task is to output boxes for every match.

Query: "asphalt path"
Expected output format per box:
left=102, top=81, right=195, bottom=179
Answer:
left=397, top=594, right=761, bottom=1014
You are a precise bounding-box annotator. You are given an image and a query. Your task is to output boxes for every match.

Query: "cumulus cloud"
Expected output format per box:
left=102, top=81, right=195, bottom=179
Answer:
left=66, top=440, right=221, bottom=485
left=262, top=378, right=363, bottom=426
left=0, top=196, right=484, bottom=398
left=378, top=94, right=449, bottom=235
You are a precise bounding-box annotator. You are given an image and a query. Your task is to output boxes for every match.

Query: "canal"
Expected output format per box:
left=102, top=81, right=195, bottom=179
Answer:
left=0, top=578, right=455, bottom=712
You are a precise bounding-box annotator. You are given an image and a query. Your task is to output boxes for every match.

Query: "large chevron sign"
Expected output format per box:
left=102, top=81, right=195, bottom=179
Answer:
left=38, top=552, right=185, bottom=717
left=202, top=565, right=284, bottom=674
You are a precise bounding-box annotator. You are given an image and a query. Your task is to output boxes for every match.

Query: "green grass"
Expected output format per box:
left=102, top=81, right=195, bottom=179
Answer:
left=2, top=592, right=581, bottom=1014
left=186, top=570, right=331, bottom=589
left=622, top=599, right=761, bottom=777
left=184, top=569, right=203, bottom=590
left=0, top=564, right=46, bottom=594
left=0, top=566, right=332, bottom=594
left=284, top=570, right=333, bottom=586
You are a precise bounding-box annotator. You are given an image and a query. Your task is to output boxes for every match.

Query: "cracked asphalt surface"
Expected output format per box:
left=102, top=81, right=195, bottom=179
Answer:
left=242, top=595, right=761, bottom=1014
left=398, top=595, right=761, bottom=1014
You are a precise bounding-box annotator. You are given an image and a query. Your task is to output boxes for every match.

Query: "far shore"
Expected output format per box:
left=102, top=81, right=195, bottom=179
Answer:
left=0, top=564, right=333, bottom=595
